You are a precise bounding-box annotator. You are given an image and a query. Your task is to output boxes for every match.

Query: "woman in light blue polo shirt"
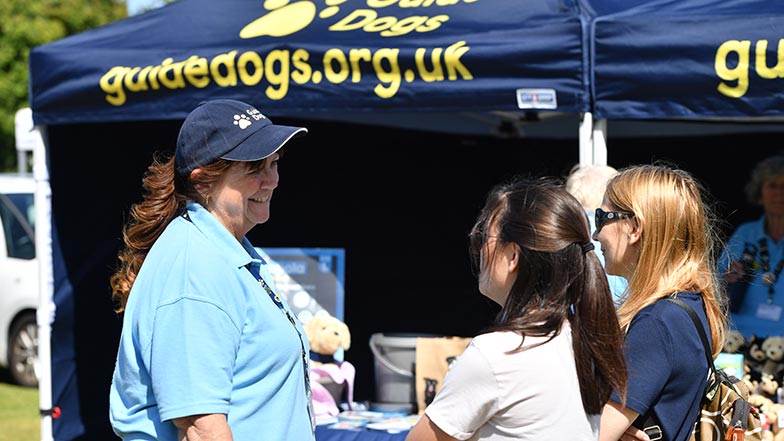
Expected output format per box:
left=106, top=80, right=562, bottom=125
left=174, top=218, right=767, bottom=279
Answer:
left=108, top=99, right=313, bottom=441
left=721, top=155, right=784, bottom=340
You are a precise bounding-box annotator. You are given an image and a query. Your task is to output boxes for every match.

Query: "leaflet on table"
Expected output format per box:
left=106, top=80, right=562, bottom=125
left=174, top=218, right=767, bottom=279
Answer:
left=328, top=410, right=418, bottom=431
left=365, top=415, right=421, bottom=433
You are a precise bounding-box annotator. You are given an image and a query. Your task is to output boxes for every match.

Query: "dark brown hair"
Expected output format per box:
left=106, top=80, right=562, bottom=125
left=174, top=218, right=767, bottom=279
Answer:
left=470, top=175, right=627, bottom=414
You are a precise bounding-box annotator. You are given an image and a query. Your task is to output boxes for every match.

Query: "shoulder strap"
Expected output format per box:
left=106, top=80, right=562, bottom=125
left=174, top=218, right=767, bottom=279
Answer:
left=661, top=296, right=714, bottom=369
left=634, top=296, right=714, bottom=431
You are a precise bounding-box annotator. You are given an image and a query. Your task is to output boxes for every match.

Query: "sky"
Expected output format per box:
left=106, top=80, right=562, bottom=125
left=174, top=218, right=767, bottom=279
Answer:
left=126, top=0, right=166, bottom=16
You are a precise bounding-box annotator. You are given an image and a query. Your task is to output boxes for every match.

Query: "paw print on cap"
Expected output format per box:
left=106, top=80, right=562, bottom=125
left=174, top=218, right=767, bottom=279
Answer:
left=233, top=114, right=252, bottom=129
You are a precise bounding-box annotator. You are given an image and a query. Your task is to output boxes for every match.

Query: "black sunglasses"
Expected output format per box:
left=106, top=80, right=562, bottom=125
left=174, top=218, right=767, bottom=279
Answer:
left=595, top=208, right=635, bottom=233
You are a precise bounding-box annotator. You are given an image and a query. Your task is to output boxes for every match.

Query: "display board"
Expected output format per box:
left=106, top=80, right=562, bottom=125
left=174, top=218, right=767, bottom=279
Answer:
left=260, top=247, right=346, bottom=321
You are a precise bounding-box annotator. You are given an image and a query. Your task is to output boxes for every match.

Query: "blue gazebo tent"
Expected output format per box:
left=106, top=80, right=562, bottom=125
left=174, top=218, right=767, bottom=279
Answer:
left=27, top=1, right=591, bottom=439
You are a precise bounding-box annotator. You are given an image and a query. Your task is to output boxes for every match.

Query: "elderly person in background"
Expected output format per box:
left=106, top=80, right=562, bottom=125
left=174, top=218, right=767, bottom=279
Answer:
left=720, top=154, right=784, bottom=340
left=566, top=164, right=629, bottom=305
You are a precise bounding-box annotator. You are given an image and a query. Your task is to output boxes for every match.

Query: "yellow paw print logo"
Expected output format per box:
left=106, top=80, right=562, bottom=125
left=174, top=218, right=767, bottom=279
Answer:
left=240, top=0, right=347, bottom=39
left=233, top=114, right=253, bottom=129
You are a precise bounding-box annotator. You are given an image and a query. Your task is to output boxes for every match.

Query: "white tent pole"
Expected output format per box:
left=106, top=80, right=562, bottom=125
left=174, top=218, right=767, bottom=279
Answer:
left=592, top=118, right=608, bottom=165
left=32, top=124, right=54, bottom=441
left=578, top=112, right=594, bottom=166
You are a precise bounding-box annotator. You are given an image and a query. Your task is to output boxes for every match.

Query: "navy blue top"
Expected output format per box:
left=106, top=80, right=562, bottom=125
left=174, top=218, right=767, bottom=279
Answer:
left=611, top=291, right=710, bottom=441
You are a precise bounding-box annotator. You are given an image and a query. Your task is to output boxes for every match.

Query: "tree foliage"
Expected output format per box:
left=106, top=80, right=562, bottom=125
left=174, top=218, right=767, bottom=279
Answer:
left=0, top=0, right=127, bottom=172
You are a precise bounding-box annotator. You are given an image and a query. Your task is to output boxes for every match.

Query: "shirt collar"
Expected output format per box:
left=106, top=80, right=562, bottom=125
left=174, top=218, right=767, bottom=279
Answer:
left=184, top=201, right=266, bottom=270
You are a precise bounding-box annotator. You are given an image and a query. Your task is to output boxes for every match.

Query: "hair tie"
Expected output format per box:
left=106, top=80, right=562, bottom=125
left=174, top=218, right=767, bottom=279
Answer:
left=581, top=242, right=595, bottom=254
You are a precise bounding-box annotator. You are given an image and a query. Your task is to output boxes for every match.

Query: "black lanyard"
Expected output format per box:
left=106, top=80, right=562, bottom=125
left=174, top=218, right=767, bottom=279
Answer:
left=257, top=274, right=316, bottom=432
left=757, top=237, right=784, bottom=302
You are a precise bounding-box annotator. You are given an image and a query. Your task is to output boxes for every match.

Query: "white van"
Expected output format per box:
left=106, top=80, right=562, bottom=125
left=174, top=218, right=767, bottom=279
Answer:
left=0, top=173, right=38, bottom=387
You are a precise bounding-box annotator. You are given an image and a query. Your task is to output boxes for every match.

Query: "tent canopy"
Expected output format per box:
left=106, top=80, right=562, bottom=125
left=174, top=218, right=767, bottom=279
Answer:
left=25, top=1, right=784, bottom=440
left=30, top=0, right=784, bottom=125
left=588, top=0, right=784, bottom=119
left=29, top=0, right=589, bottom=126
left=27, top=2, right=594, bottom=439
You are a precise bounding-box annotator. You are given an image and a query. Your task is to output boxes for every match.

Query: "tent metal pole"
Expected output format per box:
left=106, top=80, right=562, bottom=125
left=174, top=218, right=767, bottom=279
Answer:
left=32, top=124, right=54, bottom=441
left=578, top=112, right=594, bottom=165
left=592, top=119, right=608, bottom=165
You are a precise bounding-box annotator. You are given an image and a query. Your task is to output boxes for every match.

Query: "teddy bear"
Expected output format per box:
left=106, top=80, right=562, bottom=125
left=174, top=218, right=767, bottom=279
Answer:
left=724, top=329, right=748, bottom=354
left=303, top=315, right=355, bottom=419
left=767, top=402, right=784, bottom=441
left=756, top=372, right=781, bottom=402
left=749, top=393, right=776, bottom=439
left=763, top=336, right=784, bottom=377
left=747, top=335, right=769, bottom=376
left=305, top=315, right=352, bottom=366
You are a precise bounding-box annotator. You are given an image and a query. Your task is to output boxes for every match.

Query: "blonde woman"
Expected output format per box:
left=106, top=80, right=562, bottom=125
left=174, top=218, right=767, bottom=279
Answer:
left=596, top=164, right=728, bottom=441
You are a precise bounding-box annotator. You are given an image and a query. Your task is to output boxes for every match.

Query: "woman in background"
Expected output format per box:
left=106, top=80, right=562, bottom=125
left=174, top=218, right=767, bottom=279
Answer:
left=720, top=155, right=784, bottom=339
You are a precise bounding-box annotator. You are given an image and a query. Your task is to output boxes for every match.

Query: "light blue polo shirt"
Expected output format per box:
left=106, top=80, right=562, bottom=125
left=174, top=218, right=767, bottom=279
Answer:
left=110, top=201, right=314, bottom=441
left=720, top=215, right=784, bottom=339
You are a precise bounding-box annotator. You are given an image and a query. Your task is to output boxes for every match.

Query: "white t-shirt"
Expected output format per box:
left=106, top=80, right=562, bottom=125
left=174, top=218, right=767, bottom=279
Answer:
left=424, top=324, right=599, bottom=441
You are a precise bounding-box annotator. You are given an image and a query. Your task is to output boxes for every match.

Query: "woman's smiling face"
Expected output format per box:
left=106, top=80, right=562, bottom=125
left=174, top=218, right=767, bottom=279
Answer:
left=207, top=153, right=280, bottom=240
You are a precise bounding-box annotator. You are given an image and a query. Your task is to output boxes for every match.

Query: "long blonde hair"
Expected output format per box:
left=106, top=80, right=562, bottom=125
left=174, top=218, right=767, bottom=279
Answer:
left=609, top=164, right=728, bottom=358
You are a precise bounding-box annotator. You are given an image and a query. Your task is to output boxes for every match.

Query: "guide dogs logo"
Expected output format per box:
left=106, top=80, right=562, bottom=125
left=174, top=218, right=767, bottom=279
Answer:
left=240, top=0, right=477, bottom=39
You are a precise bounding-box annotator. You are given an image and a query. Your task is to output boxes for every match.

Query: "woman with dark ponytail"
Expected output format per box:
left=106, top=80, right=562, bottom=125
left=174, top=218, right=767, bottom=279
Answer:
left=407, top=176, right=627, bottom=441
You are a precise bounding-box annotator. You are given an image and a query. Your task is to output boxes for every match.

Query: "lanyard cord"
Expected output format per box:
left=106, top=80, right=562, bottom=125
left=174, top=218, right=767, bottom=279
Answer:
left=180, top=209, right=315, bottom=431
left=258, top=276, right=316, bottom=432
left=757, top=238, right=784, bottom=301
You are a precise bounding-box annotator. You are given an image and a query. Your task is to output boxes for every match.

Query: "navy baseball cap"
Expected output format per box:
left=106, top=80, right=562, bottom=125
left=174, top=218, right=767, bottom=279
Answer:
left=175, top=99, right=307, bottom=175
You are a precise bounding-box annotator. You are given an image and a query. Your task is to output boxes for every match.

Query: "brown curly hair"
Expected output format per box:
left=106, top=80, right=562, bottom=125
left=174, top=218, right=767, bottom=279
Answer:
left=109, top=152, right=236, bottom=312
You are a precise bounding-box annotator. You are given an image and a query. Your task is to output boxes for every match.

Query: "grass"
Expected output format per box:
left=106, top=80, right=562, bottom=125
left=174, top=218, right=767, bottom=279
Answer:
left=0, top=369, right=39, bottom=441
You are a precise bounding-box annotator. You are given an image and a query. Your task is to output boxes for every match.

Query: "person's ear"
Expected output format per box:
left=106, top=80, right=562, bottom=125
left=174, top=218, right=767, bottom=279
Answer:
left=627, top=218, right=643, bottom=245
left=190, top=169, right=209, bottom=192
left=505, top=243, right=520, bottom=272
left=190, top=168, right=213, bottom=205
